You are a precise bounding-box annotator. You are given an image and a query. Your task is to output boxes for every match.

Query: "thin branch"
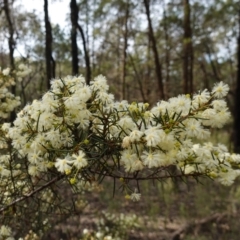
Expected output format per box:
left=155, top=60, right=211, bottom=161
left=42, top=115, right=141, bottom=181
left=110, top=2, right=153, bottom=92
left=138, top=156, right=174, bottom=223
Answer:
left=0, top=175, right=64, bottom=214
left=89, top=169, right=206, bottom=182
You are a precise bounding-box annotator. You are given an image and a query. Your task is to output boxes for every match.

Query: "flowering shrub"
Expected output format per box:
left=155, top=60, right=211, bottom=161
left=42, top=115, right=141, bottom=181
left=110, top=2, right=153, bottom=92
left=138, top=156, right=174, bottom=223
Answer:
left=0, top=72, right=239, bottom=237
left=82, top=211, right=139, bottom=240
left=0, top=225, right=14, bottom=240
left=0, top=67, right=21, bottom=120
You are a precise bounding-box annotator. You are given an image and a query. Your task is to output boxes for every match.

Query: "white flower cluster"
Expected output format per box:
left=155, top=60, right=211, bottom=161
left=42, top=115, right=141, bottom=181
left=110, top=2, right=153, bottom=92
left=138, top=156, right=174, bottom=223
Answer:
left=0, top=67, right=21, bottom=119
left=7, top=75, right=92, bottom=177
left=0, top=225, right=14, bottom=240
left=0, top=74, right=238, bottom=234
left=118, top=82, right=238, bottom=185
left=15, top=63, right=31, bottom=82
left=82, top=211, right=138, bottom=240
left=4, top=75, right=240, bottom=188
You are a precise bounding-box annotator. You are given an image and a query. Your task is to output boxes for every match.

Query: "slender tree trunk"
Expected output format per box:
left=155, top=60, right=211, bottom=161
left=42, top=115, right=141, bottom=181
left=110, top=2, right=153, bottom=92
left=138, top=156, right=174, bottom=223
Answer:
left=44, top=0, right=55, bottom=89
left=234, top=6, right=240, bottom=153
left=91, top=0, right=97, bottom=74
left=3, top=0, right=14, bottom=70
left=70, top=0, right=91, bottom=83
left=3, top=0, right=16, bottom=122
left=146, top=32, right=151, bottom=100
left=117, top=14, right=121, bottom=99
left=163, top=6, right=170, bottom=98
left=204, top=43, right=220, bottom=82
left=77, top=23, right=91, bottom=84
left=70, top=0, right=79, bottom=75
left=129, top=53, right=146, bottom=102
left=143, top=0, right=165, bottom=100
left=183, top=0, right=194, bottom=94
left=226, top=38, right=235, bottom=84
left=121, top=1, right=129, bottom=100
left=199, top=59, right=209, bottom=89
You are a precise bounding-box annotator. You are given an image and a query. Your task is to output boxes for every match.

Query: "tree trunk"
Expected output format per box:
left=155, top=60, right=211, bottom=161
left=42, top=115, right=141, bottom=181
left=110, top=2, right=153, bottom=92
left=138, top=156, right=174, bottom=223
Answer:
left=183, top=0, right=194, bottom=94
left=44, top=0, right=55, bottom=89
left=129, top=53, right=146, bottom=102
left=3, top=0, right=14, bottom=69
left=199, top=59, right=209, bottom=89
left=234, top=6, right=240, bottom=153
left=70, top=0, right=79, bottom=76
left=143, top=0, right=165, bottom=100
left=204, top=43, right=221, bottom=82
left=121, top=1, right=129, bottom=100
left=146, top=31, right=152, bottom=101
left=3, top=0, right=16, bottom=122
left=163, top=5, right=170, bottom=98
left=77, top=23, right=91, bottom=85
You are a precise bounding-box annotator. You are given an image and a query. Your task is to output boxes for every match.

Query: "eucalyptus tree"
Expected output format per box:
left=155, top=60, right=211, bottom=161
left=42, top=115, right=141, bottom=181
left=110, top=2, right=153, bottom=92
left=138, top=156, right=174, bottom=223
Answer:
left=234, top=1, right=240, bottom=152
left=2, top=0, right=16, bottom=121
left=44, top=0, right=55, bottom=89
left=183, top=0, right=194, bottom=94
left=70, top=0, right=91, bottom=84
left=143, top=0, right=165, bottom=99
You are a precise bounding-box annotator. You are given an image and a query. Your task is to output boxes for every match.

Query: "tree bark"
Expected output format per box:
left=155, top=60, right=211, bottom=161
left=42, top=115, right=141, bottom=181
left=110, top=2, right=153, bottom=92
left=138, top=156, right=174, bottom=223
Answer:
left=234, top=5, right=240, bottom=153
left=3, top=0, right=14, bottom=70
left=121, top=1, right=129, bottom=100
left=146, top=31, right=152, bottom=101
left=143, top=0, right=165, bottom=100
left=77, top=23, right=91, bottom=85
left=199, top=59, right=209, bottom=89
left=129, top=53, right=146, bottom=102
left=183, top=0, right=194, bottom=94
left=44, top=0, right=55, bottom=89
left=70, top=0, right=79, bottom=76
left=3, top=0, right=16, bottom=122
left=163, top=5, right=170, bottom=98
left=204, top=43, right=221, bottom=82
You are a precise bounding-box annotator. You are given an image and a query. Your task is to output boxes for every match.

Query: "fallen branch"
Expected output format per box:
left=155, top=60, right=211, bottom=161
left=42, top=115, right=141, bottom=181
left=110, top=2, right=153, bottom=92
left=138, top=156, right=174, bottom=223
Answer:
left=171, top=212, right=229, bottom=240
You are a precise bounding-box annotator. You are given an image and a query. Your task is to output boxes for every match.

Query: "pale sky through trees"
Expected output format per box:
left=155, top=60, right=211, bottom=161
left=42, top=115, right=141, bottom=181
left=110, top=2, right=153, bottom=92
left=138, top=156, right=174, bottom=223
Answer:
left=11, top=0, right=70, bottom=56
left=19, top=0, right=69, bottom=27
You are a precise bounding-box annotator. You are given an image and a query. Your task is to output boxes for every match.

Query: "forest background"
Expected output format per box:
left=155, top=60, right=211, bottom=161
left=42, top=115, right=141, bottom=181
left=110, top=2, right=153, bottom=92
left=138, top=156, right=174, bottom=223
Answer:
left=1, top=0, right=240, bottom=239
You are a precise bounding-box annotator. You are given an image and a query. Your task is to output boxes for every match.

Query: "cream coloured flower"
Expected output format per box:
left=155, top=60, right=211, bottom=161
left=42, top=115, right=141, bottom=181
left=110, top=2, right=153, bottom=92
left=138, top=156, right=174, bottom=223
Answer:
left=71, top=150, right=88, bottom=169
left=141, top=151, right=162, bottom=168
left=91, top=75, right=109, bottom=92
left=211, top=99, right=227, bottom=111
left=28, top=164, right=39, bottom=176
left=121, top=149, right=139, bottom=172
left=75, top=85, right=92, bottom=102
left=129, top=130, right=144, bottom=142
left=192, top=89, right=210, bottom=108
left=130, top=189, right=141, bottom=202
left=118, top=116, right=136, bottom=135
left=183, top=118, right=203, bottom=138
left=151, top=100, right=170, bottom=117
left=211, top=82, right=229, bottom=98
left=144, top=127, right=164, bottom=147
left=0, top=225, right=12, bottom=237
left=55, top=157, right=72, bottom=173
left=122, top=136, right=131, bottom=148
left=2, top=68, right=10, bottom=76
left=218, top=170, right=239, bottom=186
left=169, top=94, right=191, bottom=115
